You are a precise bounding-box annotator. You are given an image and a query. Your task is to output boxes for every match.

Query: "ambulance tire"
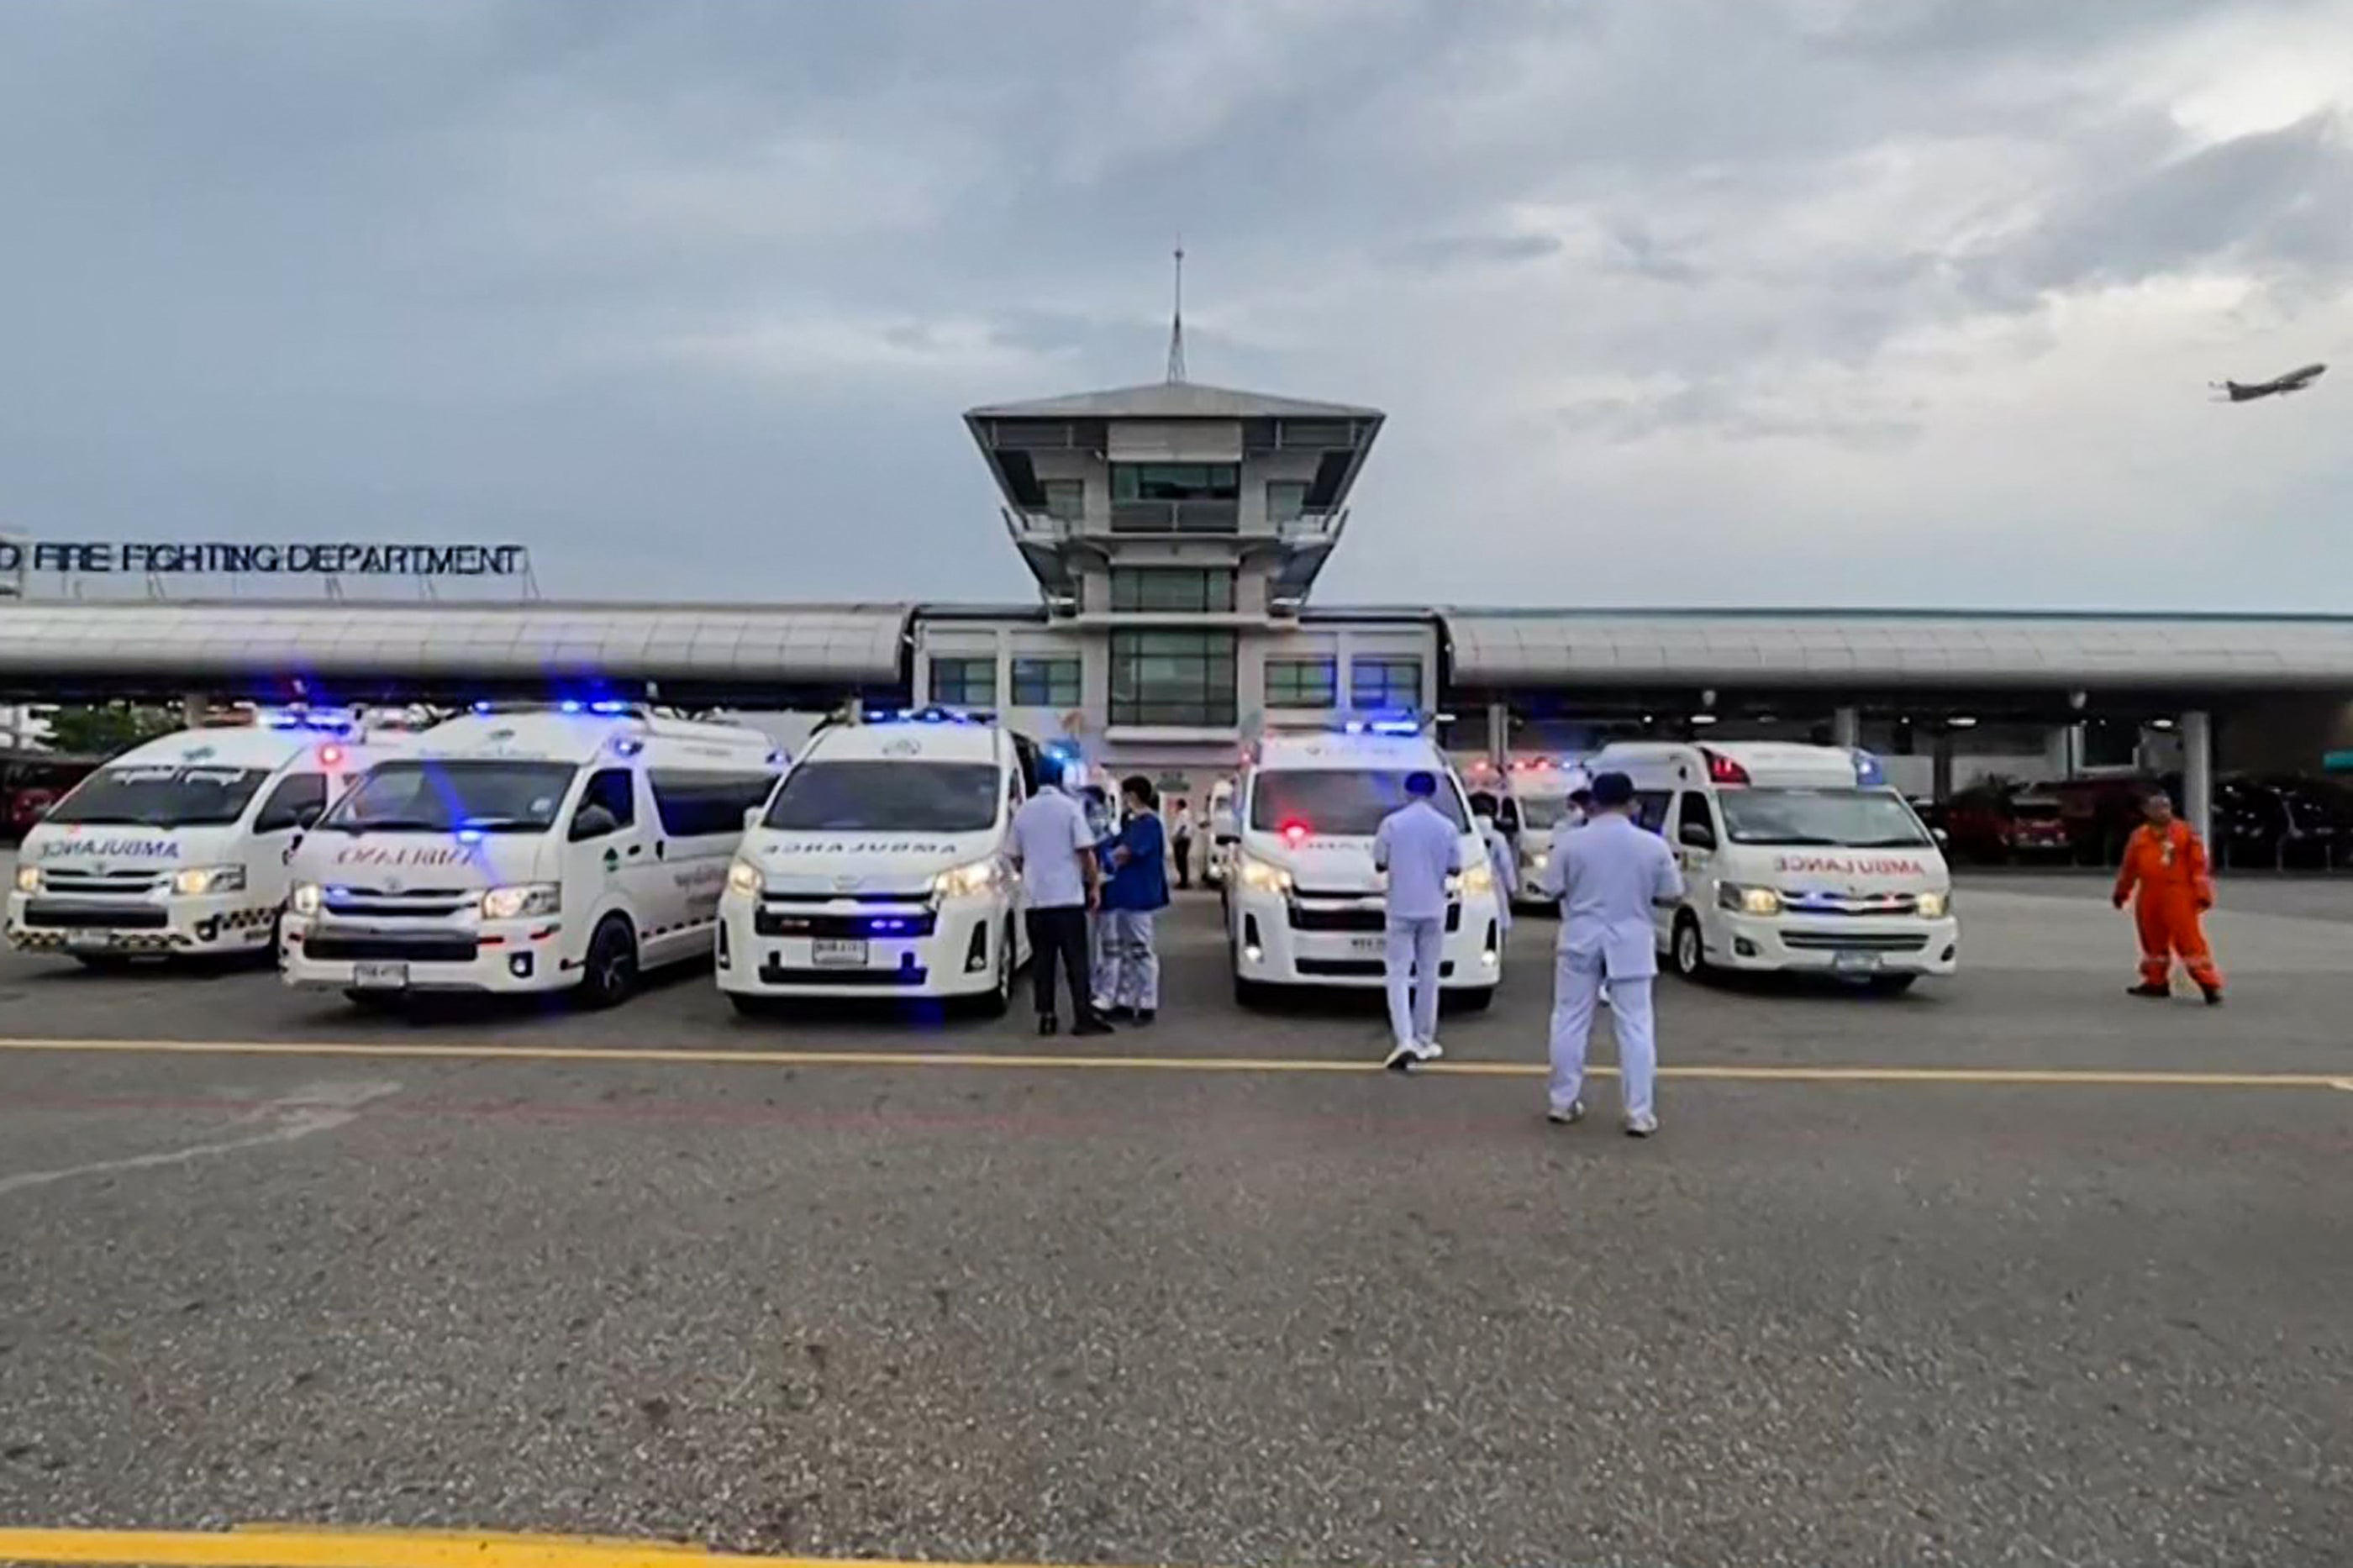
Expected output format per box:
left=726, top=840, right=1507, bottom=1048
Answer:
left=1670, top=912, right=1710, bottom=983
left=577, top=916, right=640, bottom=1011
left=1454, top=985, right=1496, bottom=1013
left=728, top=993, right=782, bottom=1020
left=966, top=918, right=1015, bottom=1019
left=1232, top=968, right=1275, bottom=1010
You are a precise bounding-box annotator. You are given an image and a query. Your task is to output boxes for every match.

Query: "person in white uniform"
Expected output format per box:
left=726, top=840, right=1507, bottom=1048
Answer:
left=1372, top=770, right=1462, bottom=1071
left=1538, top=770, right=1683, bottom=1135
left=1471, top=795, right=1517, bottom=936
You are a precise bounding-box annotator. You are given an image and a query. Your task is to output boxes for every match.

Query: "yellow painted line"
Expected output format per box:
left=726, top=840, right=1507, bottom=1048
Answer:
left=0, top=1523, right=1031, bottom=1567
left=0, top=1034, right=2343, bottom=1091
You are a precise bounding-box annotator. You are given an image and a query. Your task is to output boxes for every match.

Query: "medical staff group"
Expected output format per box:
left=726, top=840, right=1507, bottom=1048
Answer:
left=1013, top=761, right=2221, bottom=1137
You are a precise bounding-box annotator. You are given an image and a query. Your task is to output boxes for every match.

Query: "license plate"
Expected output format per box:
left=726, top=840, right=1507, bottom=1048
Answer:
left=1347, top=934, right=1387, bottom=956
left=1830, top=950, right=1881, bottom=973
left=812, top=938, right=869, bottom=968
left=66, top=934, right=115, bottom=953
left=351, top=960, right=409, bottom=989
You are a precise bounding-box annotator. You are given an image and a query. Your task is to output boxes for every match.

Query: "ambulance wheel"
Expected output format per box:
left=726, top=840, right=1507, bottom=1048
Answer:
left=577, top=916, right=640, bottom=1011
left=967, top=919, right=1014, bottom=1019
left=1232, top=969, right=1274, bottom=1009
left=1455, top=985, right=1496, bottom=1013
left=1670, top=913, right=1710, bottom=982
left=728, top=993, right=782, bottom=1020
left=1866, top=974, right=1918, bottom=996
left=73, top=954, right=134, bottom=973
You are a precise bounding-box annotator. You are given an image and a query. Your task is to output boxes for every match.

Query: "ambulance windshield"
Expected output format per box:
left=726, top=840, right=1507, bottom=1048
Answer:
left=321, top=760, right=578, bottom=834
left=46, top=766, right=271, bottom=828
left=765, top=761, right=999, bottom=833
left=1719, top=787, right=1932, bottom=848
left=1251, top=770, right=1470, bottom=836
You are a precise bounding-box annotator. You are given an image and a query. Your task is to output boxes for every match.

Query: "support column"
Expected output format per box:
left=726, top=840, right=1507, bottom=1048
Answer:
left=1830, top=706, right=1860, bottom=749
left=1930, top=729, right=1955, bottom=802
left=181, top=692, right=208, bottom=728
left=1486, top=702, right=1508, bottom=770
left=2182, top=709, right=2213, bottom=850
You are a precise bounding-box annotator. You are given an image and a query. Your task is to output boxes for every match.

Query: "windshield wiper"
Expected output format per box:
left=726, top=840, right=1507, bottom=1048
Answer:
left=1848, top=837, right=1932, bottom=849
left=1738, top=834, right=1845, bottom=846
left=458, top=817, right=548, bottom=833
left=333, top=817, right=444, bottom=833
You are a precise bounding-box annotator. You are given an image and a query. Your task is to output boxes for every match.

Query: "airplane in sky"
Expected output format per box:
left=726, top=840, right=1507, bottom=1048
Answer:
left=2213, top=363, right=2327, bottom=402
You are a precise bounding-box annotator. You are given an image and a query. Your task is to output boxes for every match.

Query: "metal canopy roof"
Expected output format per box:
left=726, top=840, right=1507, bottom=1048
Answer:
left=0, top=602, right=913, bottom=693
left=966, top=381, right=1382, bottom=422
left=1444, top=610, right=2353, bottom=692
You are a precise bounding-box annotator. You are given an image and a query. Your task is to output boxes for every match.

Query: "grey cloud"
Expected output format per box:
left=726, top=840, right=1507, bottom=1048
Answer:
left=1386, top=232, right=1566, bottom=271
left=1, top=0, right=2350, bottom=612
left=1963, top=112, right=2353, bottom=307
left=1560, top=380, right=1927, bottom=451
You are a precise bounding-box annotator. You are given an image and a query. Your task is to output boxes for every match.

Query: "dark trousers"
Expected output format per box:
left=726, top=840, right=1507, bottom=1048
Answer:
left=1026, top=905, right=1096, bottom=1021
left=1173, top=835, right=1193, bottom=889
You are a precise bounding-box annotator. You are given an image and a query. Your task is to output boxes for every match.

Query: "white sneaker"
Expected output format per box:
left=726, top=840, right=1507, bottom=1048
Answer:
left=1383, top=1041, right=1419, bottom=1072
left=1413, top=1038, right=1444, bottom=1061
left=1547, top=1100, right=1586, bottom=1127
left=1624, top=1113, right=1660, bottom=1138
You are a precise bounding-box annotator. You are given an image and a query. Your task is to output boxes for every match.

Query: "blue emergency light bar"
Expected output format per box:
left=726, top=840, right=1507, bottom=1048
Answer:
left=1852, top=749, right=1887, bottom=786
left=882, top=706, right=992, bottom=725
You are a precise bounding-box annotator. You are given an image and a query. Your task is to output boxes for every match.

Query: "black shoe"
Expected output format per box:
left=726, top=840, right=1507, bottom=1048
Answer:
left=1038, top=1015, right=1060, bottom=1037
left=1071, top=1018, right=1115, bottom=1038
left=2126, top=982, right=2170, bottom=998
left=1131, top=1008, right=1155, bottom=1026
left=2201, top=984, right=2224, bottom=1007
left=1105, top=1006, right=1137, bottom=1022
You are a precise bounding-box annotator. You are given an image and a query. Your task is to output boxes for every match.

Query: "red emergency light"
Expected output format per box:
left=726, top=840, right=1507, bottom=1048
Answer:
left=1702, top=748, right=1749, bottom=786
left=317, top=743, right=345, bottom=767
left=1281, top=819, right=1310, bottom=847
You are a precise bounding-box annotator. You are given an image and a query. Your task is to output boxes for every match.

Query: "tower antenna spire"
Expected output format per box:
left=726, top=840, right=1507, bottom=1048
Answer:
left=1166, top=241, right=1187, bottom=384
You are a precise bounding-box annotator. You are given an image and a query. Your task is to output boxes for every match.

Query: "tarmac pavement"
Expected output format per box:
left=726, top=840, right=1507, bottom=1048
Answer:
left=0, top=875, right=2348, bottom=1568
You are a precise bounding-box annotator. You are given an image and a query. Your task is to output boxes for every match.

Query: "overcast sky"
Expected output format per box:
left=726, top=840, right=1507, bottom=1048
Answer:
left=3, top=0, right=2350, bottom=610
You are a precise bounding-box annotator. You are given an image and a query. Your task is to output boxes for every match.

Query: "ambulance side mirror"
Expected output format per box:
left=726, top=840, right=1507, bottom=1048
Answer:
left=1931, top=827, right=1950, bottom=847
left=743, top=805, right=762, bottom=831
left=1678, top=820, right=1716, bottom=851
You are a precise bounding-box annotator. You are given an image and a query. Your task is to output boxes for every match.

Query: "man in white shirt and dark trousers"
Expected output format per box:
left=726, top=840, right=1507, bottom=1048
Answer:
left=1372, top=771, right=1461, bottom=1071
left=1539, top=770, right=1683, bottom=1135
left=1008, top=766, right=1112, bottom=1038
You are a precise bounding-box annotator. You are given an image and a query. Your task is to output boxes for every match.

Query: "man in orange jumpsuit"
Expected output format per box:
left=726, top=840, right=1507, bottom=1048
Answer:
left=2113, top=790, right=2223, bottom=1004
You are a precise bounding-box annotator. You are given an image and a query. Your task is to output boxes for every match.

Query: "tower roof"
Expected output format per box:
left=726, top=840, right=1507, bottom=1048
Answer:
left=965, top=381, right=1382, bottom=423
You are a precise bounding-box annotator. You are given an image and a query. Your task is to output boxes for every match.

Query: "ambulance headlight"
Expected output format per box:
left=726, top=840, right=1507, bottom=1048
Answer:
left=172, top=865, right=247, bottom=897
left=13, top=864, right=39, bottom=895
left=1526, top=850, right=1549, bottom=873
left=1238, top=855, right=1292, bottom=895
left=290, top=881, right=323, bottom=916
left=726, top=858, right=764, bottom=897
left=1718, top=883, right=1782, bottom=917
left=1915, top=890, right=1949, bottom=920
left=931, top=858, right=1001, bottom=899
left=1456, top=862, right=1495, bottom=897
left=480, top=883, right=560, bottom=920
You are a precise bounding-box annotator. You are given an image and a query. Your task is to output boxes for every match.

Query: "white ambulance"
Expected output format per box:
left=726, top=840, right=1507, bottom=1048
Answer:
left=282, top=704, right=779, bottom=1008
left=1581, top=741, right=1957, bottom=992
left=1465, top=755, right=1588, bottom=909
left=716, top=708, right=1040, bottom=1015
left=7, top=711, right=406, bottom=967
left=1225, top=719, right=1504, bottom=1008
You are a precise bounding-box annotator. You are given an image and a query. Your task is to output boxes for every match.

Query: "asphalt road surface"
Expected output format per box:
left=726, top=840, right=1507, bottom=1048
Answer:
left=1, top=872, right=2348, bottom=1568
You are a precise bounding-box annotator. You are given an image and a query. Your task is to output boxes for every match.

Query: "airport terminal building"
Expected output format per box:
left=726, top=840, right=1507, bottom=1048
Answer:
left=11, top=366, right=2353, bottom=844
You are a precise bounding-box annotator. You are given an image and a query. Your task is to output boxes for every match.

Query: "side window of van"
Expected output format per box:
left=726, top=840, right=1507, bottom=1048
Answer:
left=572, top=768, right=637, bottom=839
left=1673, top=792, right=1717, bottom=850
left=1631, top=790, right=1672, bottom=835
left=254, top=772, right=328, bottom=833
left=648, top=771, right=777, bottom=837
